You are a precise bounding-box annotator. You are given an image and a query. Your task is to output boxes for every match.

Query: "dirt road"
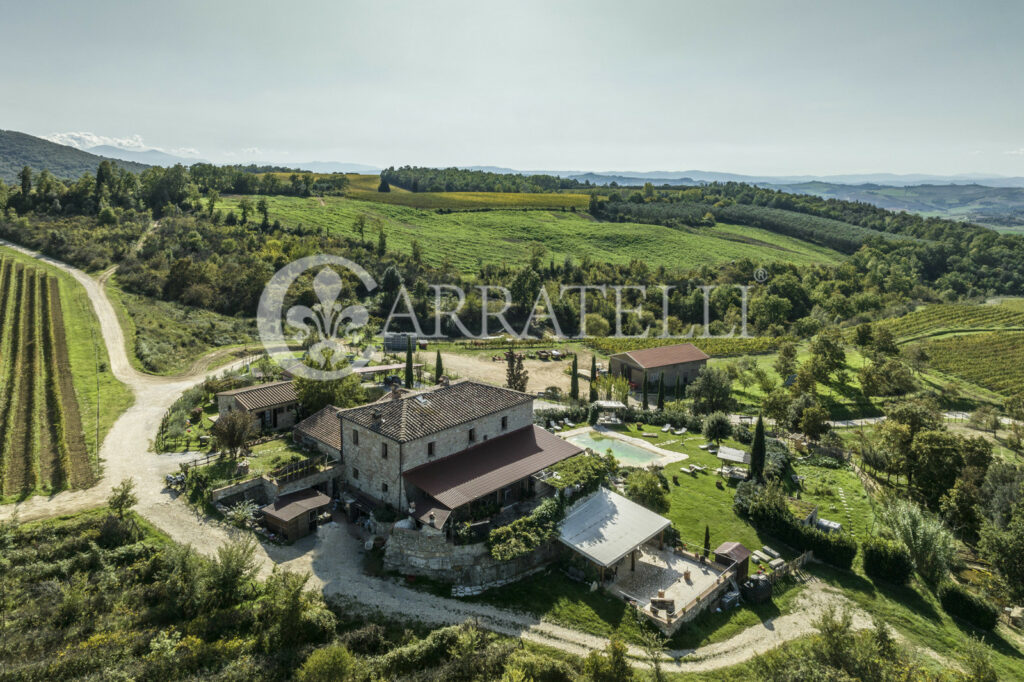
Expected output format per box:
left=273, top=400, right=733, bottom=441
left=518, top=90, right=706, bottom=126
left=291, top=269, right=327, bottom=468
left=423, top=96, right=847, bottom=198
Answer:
left=0, top=241, right=886, bottom=670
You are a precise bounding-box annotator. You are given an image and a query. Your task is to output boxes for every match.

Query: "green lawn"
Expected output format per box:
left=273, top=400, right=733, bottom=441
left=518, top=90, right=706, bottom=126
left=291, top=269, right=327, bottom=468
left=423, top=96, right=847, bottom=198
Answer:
left=472, top=558, right=808, bottom=652
left=198, top=438, right=309, bottom=489
left=107, top=282, right=257, bottom=375
left=0, top=245, right=133, bottom=461
left=219, top=195, right=845, bottom=275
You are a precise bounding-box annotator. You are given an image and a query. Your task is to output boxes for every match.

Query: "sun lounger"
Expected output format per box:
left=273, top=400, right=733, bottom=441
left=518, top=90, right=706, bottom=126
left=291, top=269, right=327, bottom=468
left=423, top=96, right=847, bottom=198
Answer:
left=643, top=432, right=658, bottom=438
left=769, top=558, right=786, bottom=570
left=672, top=428, right=687, bottom=435
left=699, top=443, right=709, bottom=450
left=762, top=546, right=781, bottom=559
left=564, top=420, right=576, bottom=428
left=661, top=424, right=671, bottom=432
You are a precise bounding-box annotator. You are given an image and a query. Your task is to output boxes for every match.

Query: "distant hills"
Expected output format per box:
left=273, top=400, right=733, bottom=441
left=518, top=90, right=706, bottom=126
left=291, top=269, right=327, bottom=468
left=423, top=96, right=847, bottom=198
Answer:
left=3, top=128, right=1023, bottom=227
left=772, top=181, right=1024, bottom=229
left=462, top=166, right=1024, bottom=189
left=0, top=130, right=149, bottom=182
left=85, top=144, right=201, bottom=166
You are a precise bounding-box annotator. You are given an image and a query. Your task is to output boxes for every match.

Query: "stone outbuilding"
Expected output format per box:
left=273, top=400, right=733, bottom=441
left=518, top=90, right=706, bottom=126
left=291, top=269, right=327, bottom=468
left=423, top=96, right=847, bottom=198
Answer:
left=261, top=488, right=332, bottom=541
left=608, top=343, right=710, bottom=389
left=216, top=380, right=298, bottom=431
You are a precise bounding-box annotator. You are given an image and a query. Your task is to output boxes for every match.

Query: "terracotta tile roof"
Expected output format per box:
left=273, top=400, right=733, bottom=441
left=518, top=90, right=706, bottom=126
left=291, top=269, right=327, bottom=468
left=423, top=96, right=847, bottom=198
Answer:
left=217, top=380, right=297, bottom=411
left=614, top=343, right=710, bottom=369
left=338, top=380, right=532, bottom=443
left=294, top=405, right=342, bottom=451
left=261, top=488, right=331, bottom=523
left=403, top=425, right=583, bottom=509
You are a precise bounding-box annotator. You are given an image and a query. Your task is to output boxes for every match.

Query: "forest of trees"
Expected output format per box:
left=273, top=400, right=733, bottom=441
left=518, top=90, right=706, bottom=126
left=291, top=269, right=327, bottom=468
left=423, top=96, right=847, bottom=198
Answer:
left=379, top=166, right=589, bottom=193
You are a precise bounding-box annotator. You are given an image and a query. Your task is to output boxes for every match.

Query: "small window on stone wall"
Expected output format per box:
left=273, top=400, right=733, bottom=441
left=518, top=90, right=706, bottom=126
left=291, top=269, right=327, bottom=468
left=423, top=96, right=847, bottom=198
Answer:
left=353, top=430, right=359, bottom=445
left=501, top=416, right=508, bottom=430
left=382, top=443, right=388, bottom=458
left=382, top=482, right=388, bottom=493
left=428, top=442, right=435, bottom=457
left=352, top=468, right=359, bottom=480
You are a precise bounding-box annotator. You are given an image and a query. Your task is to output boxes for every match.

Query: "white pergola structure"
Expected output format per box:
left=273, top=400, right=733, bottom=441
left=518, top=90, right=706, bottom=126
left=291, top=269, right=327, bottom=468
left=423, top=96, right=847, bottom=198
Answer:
left=559, top=487, right=671, bottom=581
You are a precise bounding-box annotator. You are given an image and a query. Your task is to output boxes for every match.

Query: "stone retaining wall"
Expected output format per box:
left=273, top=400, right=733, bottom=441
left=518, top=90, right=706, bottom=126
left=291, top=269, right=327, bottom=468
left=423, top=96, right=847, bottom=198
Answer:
left=211, top=465, right=343, bottom=507
left=383, top=527, right=562, bottom=591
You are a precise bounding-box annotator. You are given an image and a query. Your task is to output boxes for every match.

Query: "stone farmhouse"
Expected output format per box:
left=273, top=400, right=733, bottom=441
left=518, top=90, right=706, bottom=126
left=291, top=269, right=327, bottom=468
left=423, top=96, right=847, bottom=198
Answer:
left=216, top=380, right=298, bottom=431
left=608, top=343, right=709, bottom=389
left=294, top=378, right=584, bottom=533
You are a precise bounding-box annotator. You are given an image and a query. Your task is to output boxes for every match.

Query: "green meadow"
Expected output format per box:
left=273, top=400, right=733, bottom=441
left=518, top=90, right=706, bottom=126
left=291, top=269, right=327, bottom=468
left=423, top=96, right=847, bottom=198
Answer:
left=220, top=194, right=846, bottom=274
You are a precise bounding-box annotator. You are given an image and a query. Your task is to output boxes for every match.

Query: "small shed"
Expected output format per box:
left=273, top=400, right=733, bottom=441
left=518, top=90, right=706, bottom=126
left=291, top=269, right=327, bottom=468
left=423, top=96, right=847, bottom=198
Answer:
left=261, top=488, right=332, bottom=541
left=714, top=541, right=752, bottom=581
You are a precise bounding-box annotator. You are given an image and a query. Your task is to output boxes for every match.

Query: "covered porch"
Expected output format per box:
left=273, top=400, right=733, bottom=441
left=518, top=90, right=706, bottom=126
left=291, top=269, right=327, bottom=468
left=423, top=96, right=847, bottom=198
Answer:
left=558, top=487, right=671, bottom=582
left=402, top=425, right=584, bottom=535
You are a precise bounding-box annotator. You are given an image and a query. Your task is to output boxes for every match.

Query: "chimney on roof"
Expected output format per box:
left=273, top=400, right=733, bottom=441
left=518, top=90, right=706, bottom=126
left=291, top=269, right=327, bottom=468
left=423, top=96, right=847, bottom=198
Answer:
left=428, top=511, right=436, bottom=527
left=439, top=375, right=450, bottom=387
left=372, top=409, right=382, bottom=422
left=390, top=383, right=401, bottom=399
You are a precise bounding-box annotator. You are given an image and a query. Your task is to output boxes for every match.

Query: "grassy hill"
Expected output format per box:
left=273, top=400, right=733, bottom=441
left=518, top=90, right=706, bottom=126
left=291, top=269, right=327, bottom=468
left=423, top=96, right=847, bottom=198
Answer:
left=0, top=130, right=149, bottom=183
left=220, top=194, right=846, bottom=273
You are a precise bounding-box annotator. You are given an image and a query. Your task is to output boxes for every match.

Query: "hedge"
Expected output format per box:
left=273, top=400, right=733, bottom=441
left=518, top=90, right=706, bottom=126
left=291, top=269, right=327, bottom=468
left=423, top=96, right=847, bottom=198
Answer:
left=938, top=582, right=999, bottom=631
left=862, top=537, right=914, bottom=585
left=741, top=485, right=858, bottom=570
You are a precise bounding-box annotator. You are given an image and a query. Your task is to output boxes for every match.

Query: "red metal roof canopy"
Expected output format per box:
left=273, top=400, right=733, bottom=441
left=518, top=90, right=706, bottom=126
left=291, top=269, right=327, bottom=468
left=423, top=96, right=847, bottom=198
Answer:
left=403, top=425, right=583, bottom=509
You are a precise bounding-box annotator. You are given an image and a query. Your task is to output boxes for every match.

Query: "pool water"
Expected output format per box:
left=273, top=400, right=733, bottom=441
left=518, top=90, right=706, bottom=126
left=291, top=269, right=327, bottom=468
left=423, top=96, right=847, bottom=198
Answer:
left=566, top=430, right=663, bottom=466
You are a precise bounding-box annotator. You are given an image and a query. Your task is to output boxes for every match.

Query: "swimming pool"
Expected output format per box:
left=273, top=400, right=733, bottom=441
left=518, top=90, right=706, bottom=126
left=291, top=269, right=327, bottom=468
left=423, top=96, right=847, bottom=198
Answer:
left=566, top=430, right=665, bottom=466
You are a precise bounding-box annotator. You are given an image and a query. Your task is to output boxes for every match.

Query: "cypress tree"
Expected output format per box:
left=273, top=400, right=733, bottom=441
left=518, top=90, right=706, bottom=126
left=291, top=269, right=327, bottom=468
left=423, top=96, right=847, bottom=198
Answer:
left=405, top=344, right=414, bottom=388
left=751, top=415, right=766, bottom=483
left=703, top=524, right=711, bottom=558
left=642, top=371, right=649, bottom=411
left=589, top=355, right=599, bottom=402
left=570, top=354, right=580, bottom=401
left=657, top=374, right=665, bottom=411
left=674, top=376, right=681, bottom=402
left=434, top=349, right=443, bottom=383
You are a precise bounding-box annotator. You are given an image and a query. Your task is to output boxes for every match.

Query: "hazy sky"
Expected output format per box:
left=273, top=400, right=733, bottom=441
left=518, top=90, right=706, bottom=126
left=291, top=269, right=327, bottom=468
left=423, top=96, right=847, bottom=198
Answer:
left=2, top=0, right=1022, bottom=175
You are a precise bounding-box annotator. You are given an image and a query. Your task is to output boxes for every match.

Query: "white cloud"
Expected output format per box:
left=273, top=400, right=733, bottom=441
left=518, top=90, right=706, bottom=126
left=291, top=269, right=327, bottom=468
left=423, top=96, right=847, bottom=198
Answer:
left=241, top=147, right=262, bottom=156
left=43, top=131, right=201, bottom=158
left=1005, top=148, right=1024, bottom=156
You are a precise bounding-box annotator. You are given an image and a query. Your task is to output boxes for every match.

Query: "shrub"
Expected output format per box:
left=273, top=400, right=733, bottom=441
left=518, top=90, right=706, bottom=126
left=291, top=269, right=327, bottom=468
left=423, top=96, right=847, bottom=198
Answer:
left=377, top=625, right=463, bottom=677
left=763, top=438, right=791, bottom=481
left=938, top=582, right=998, bottom=631
left=340, top=623, right=390, bottom=656
left=297, top=644, right=361, bottom=682
left=488, top=497, right=563, bottom=561
left=862, top=537, right=913, bottom=585
left=624, top=470, right=669, bottom=513
left=877, top=499, right=957, bottom=586
left=734, top=424, right=753, bottom=445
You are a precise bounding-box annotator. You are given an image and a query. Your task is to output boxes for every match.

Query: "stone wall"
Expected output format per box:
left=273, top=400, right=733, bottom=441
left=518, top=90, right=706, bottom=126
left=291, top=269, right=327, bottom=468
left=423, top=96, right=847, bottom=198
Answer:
left=383, top=526, right=562, bottom=591
left=211, top=477, right=275, bottom=505
left=211, top=464, right=343, bottom=507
